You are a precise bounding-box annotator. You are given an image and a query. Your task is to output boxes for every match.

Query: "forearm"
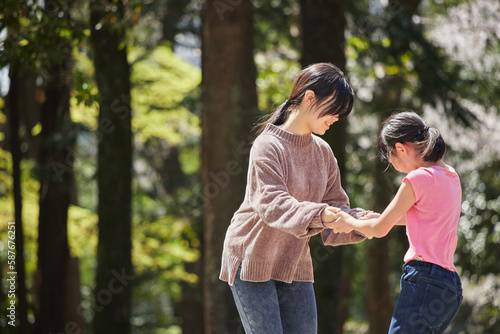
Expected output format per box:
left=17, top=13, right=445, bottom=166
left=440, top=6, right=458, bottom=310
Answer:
left=257, top=197, right=327, bottom=238
left=348, top=217, right=392, bottom=238
left=346, top=181, right=415, bottom=237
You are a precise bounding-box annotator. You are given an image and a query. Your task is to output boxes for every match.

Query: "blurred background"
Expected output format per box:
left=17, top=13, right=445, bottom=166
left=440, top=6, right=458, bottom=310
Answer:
left=0, top=0, right=499, bottom=333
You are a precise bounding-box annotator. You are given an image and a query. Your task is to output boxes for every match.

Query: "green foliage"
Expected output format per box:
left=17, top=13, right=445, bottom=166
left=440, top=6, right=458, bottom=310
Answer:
left=457, top=161, right=500, bottom=278
left=255, top=54, right=301, bottom=113
left=69, top=43, right=202, bottom=331
left=0, top=149, right=45, bottom=324
left=130, top=45, right=201, bottom=146
left=67, top=205, right=98, bottom=283
left=73, top=47, right=100, bottom=108
left=253, top=0, right=300, bottom=53
left=1, top=40, right=201, bottom=332
left=0, top=1, right=86, bottom=69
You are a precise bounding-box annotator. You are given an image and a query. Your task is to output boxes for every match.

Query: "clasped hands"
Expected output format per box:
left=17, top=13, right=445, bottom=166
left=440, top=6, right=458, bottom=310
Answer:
left=321, top=206, right=378, bottom=239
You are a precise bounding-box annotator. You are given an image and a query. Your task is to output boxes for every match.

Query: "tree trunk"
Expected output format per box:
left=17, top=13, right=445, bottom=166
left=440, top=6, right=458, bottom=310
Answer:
left=90, top=1, right=133, bottom=333
left=365, top=1, right=422, bottom=332
left=201, top=0, right=259, bottom=333
left=6, top=65, right=29, bottom=334
left=178, top=260, right=205, bottom=334
left=161, top=0, right=187, bottom=44
left=299, top=0, right=350, bottom=332
left=35, top=51, right=74, bottom=334
left=365, top=79, right=402, bottom=333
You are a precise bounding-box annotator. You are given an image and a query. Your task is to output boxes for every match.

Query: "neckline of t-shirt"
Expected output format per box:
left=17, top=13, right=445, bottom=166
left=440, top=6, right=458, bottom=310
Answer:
left=416, top=164, right=456, bottom=176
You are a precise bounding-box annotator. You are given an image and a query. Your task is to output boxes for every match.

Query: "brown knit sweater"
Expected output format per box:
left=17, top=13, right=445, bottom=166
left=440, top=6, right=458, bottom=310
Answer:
left=219, top=124, right=366, bottom=285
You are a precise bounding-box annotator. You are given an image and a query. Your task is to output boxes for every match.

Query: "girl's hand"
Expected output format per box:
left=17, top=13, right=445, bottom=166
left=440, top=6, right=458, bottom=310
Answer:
left=360, top=211, right=380, bottom=220
left=320, top=206, right=341, bottom=224
left=322, top=208, right=354, bottom=234
left=330, top=211, right=355, bottom=233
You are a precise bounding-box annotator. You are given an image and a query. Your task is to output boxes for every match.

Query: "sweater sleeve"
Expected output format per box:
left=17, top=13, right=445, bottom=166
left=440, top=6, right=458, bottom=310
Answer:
left=247, top=156, right=328, bottom=239
left=320, top=153, right=367, bottom=246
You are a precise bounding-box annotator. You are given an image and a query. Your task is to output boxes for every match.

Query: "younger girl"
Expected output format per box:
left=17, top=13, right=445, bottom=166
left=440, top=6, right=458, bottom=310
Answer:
left=330, top=111, right=463, bottom=334
left=219, top=63, right=370, bottom=334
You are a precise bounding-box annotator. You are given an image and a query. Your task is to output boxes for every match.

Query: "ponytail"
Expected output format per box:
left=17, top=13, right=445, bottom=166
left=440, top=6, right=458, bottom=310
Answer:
left=378, top=110, right=446, bottom=164
left=255, top=99, right=292, bottom=134
left=421, top=127, right=446, bottom=162
left=269, top=100, right=291, bottom=126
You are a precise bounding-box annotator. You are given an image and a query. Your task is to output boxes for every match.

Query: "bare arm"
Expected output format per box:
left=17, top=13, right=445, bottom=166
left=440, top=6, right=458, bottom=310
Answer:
left=395, top=215, right=407, bottom=226
left=325, top=180, right=415, bottom=238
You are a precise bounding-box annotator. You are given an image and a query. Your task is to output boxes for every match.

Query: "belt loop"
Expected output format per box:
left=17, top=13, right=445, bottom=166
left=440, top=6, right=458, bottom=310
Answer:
left=430, top=263, right=437, bottom=278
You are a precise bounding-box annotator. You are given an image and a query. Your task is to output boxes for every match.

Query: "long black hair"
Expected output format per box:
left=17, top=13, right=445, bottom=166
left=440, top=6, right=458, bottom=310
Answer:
left=256, top=63, right=354, bottom=133
left=378, top=111, right=446, bottom=164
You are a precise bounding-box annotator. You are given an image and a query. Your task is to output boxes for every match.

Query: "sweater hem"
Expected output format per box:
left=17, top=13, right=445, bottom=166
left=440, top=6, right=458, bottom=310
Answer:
left=219, top=253, right=314, bottom=286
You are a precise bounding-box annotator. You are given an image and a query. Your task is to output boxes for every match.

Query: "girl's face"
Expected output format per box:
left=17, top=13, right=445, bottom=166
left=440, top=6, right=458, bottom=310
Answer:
left=389, top=143, right=419, bottom=173
left=389, top=153, right=407, bottom=173
left=306, top=96, right=339, bottom=135
left=289, top=91, right=340, bottom=135
left=309, top=113, right=339, bottom=135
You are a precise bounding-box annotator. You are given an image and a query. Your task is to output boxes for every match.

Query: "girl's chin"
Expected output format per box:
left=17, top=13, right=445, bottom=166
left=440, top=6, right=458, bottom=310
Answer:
left=313, top=129, right=327, bottom=136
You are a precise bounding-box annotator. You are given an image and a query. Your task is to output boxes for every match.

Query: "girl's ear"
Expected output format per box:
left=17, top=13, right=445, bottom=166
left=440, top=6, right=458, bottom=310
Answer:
left=304, top=90, right=315, bottom=106
left=394, top=142, right=406, bottom=155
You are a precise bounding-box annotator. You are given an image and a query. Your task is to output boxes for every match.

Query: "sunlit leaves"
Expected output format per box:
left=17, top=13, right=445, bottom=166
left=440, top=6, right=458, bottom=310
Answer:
left=133, top=215, right=199, bottom=283
left=456, top=164, right=500, bottom=278
left=255, top=53, right=300, bottom=113
left=130, top=45, right=201, bottom=145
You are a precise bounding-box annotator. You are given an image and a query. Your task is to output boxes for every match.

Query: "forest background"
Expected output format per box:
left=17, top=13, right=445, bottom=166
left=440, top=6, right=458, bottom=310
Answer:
left=0, top=0, right=499, bottom=333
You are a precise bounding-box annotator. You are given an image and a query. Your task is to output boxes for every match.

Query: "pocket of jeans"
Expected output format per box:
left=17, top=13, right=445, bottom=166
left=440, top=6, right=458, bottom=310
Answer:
left=419, top=276, right=458, bottom=296
left=401, top=267, right=419, bottom=284
left=417, top=283, right=461, bottom=329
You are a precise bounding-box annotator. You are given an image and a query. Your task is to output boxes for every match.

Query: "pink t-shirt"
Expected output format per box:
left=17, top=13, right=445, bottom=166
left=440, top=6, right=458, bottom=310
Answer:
left=403, top=165, right=462, bottom=271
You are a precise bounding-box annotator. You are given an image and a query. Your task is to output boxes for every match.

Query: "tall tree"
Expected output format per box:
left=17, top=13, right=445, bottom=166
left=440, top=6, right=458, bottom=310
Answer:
left=366, top=1, right=424, bottom=332
left=35, top=36, right=74, bottom=334
left=1, top=4, right=37, bottom=333
left=1, top=2, right=86, bottom=332
left=300, top=0, right=348, bottom=177
left=201, top=0, right=259, bottom=333
left=365, top=85, right=401, bottom=334
left=34, top=1, right=77, bottom=332
left=299, top=0, right=351, bottom=332
left=90, top=1, right=133, bottom=333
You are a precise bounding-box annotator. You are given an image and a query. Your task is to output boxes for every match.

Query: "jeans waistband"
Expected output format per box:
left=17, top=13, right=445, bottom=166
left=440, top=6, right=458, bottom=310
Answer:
left=404, top=260, right=458, bottom=280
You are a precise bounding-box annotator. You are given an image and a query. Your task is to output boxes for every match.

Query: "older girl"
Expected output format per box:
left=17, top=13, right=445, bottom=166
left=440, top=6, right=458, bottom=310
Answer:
left=219, top=63, right=370, bottom=334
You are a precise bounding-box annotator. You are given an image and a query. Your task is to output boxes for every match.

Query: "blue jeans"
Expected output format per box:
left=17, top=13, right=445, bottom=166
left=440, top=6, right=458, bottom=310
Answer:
left=388, top=261, right=463, bottom=334
left=229, top=266, right=317, bottom=334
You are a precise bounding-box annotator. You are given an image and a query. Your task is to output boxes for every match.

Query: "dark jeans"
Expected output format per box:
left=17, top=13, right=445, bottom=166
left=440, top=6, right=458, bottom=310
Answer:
left=229, top=266, right=317, bottom=334
left=388, top=260, right=463, bottom=334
